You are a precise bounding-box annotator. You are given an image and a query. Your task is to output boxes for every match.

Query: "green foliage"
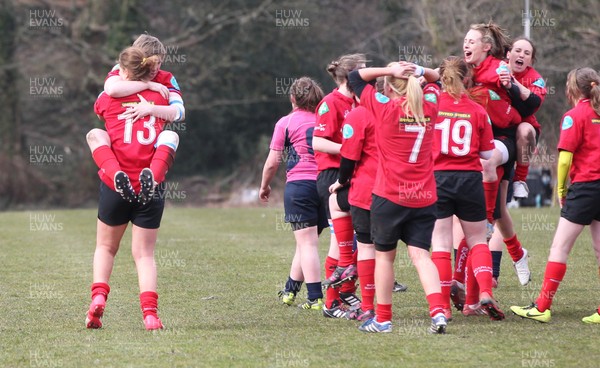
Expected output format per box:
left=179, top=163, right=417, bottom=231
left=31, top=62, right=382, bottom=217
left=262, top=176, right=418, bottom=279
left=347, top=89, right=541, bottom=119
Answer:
left=3, top=0, right=600, bottom=207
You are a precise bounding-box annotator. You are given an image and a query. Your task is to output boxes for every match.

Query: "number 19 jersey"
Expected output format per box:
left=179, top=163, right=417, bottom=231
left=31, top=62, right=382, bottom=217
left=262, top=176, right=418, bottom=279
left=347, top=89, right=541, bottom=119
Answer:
left=433, top=92, right=495, bottom=172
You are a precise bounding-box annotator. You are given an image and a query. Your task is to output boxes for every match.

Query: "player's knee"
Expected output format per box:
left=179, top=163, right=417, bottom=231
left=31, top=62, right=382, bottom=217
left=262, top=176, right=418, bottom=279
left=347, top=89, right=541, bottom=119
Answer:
left=157, top=130, right=179, bottom=151
left=86, top=129, right=102, bottom=144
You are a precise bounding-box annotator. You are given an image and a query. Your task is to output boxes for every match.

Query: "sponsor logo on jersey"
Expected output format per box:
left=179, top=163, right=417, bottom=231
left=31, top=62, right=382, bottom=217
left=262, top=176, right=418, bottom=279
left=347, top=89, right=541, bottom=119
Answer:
left=375, top=92, right=390, bottom=104
left=170, top=76, right=180, bottom=91
left=424, top=93, right=437, bottom=104
left=316, top=123, right=326, bottom=132
left=561, top=115, right=573, bottom=130
left=438, top=111, right=471, bottom=119
left=488, top=90, right=501, bottom=101
left=399, top=117, right=431, bottom=123
left=532, top=78, right=545, bottom=88
left=342, top=123, right=354, bottom=139
left=591, top=118, right=600, bottom=124
left=318, top=102, right=329, bottom=116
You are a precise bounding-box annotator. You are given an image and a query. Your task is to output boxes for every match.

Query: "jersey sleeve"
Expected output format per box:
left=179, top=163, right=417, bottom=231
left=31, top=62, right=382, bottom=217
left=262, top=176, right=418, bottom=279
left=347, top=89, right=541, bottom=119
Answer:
left=314, top=96, right=339, bottom=139
left=94, top=92, right=108, bottom=117
left=423, top=83, right=441, bottom=112
left=340, top=110, right=365, bottom=161
left=269, top=118, right=287, bottom=151
left=155, top=71, right=182, bottom=96
left=557, top=112, right=580, bottom=153
left=105, top=69, right=120, bottom=82
left=359, top=84, right=387, bottom=124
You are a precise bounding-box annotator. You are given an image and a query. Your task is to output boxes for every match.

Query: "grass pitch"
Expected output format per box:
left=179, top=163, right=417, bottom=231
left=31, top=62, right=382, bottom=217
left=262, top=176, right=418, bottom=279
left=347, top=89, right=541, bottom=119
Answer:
left=1, top=206, right=600, bottom=367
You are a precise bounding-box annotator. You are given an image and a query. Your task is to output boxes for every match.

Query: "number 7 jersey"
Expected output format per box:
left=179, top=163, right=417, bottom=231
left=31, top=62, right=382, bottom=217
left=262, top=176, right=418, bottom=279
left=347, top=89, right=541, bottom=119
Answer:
left=94, top=90, right=169, bottom=191
left=360, top=83, right=440, bottom=208
left=433, top=92, right=495, bottom=172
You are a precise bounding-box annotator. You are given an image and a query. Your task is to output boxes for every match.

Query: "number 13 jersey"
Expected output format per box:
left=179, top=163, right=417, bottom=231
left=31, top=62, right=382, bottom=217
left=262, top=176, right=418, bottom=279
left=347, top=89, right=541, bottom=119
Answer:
left=94, top=90, right=169, bottom=191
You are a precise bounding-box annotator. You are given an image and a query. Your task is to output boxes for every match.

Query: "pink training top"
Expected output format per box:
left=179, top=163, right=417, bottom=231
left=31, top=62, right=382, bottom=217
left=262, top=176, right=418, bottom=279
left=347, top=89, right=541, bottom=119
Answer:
left=269, top=108, right=318, bottom=182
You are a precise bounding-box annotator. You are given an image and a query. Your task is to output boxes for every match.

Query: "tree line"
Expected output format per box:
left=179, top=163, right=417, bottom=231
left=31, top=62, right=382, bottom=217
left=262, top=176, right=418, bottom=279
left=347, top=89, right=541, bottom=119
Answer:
left=0, top=0, right=598, bottom=209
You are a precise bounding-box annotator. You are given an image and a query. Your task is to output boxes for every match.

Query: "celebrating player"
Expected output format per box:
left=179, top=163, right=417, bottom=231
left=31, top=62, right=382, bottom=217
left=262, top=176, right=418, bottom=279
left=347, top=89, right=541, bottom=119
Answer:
left=500, top=36, right=547, bottom=199
left=511, top=67, right=600, bottom=323
left=463, top=22, right=530, bottom=286
left=86, top=34, right=184, bottom=203
left=430, top=56, right=504, bottom=320
left=86, top=46, right=174, bottom=330
left=327, top=80, right=379, bottom=321
left=349, top=61, right=447, bottom=334
left=259, top=77, right=328, bottom=310
left=313, top=54, right=366, bottom=317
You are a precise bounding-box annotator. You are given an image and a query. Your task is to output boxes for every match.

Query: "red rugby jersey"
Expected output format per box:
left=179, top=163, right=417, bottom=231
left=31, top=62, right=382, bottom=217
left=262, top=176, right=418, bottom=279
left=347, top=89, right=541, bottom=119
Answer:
left=313, top=89, right=355, bottom=172
left=557, top=99, right=600, bottom=183
left=513, top=66, right=547, bottom=130
left=94, top=90, right=169, bottom=191
left=106, top=69, right=182, bottom=96
left=471, top=55, right=521, bottom=128
left=433, top=92, right=495, bottom=171
left=340, top=106, right=378, bottom=210
left=361, top=83, right=440, bottom=208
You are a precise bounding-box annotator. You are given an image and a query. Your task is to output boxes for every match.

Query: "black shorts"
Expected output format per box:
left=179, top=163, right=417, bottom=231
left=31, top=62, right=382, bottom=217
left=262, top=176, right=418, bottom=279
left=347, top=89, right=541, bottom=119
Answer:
left=435, top=171, right=486, bottom=222
left=284, top=180, right=329, bottom=233
left=336, top=186, right=350, bottom=212
left=350, top=205, right=371, bottom=244
left=97, top=182, right=165, bottom=229
left=496, top=136, right=517, bottom=178
left=316, top=169, right=339, bottom=218
left=370, top=194, right=436, bottom=252
left=561, top=180, right=600, bottom=225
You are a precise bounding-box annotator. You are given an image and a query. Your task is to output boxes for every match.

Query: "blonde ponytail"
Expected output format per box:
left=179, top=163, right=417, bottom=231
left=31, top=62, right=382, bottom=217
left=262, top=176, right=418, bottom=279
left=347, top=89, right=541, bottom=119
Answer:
left=403, top=76, right=425, bottom=125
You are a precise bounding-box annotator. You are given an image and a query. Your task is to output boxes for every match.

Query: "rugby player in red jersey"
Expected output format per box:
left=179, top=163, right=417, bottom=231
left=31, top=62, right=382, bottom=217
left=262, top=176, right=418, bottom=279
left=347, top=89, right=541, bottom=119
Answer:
left=328, top=99, right=379, bottom=321
left=486, top=37, right=547, bottom=288
left=86, top=34, right=183, bottom=203
left=349, top=61, right=448, bottom=334
left=511, top=67, right=600, bottom=323
left=464, top=22, right=519, bottom=232
left=313, top=54, right=366, bottom=317
left=431, top=56, right=504, bottom=321
left=463, top=22, right=530, bottom=288
left=86, top=47, right=173, bottom=330
left=501, top=37, right=547, bottom=199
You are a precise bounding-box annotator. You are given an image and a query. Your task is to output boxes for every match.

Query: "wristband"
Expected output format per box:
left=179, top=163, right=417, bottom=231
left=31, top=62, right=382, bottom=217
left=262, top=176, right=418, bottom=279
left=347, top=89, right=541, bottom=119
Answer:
left=414, top=65, right=425, bottom=77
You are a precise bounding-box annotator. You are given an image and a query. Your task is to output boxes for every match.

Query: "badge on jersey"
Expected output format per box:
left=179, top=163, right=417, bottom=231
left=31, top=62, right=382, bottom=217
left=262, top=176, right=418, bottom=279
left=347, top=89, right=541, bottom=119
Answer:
left=488, top=90, right=501, bottom=101
left=375, top=92, right=390, bottom=104
left=424, top=93, right=437, bottom=104
left=170, top=76, right=180, bottom=91
left=561, top=115, right=574, bottom=130
left=342, top=123, right=354, bottom=139
left=318, top=102, right=330, bottom=116
left=532, top=78, right=545, bottom=88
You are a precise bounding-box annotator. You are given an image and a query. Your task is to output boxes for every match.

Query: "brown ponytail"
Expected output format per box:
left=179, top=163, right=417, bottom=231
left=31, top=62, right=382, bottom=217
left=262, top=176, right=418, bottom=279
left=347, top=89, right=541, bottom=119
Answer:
left=327, top=53, right=367, bottom=86
left=439, top=56, right=469, bottom=101
left=119, top=46, right=159, bottom=81
left=290, top=77, right=324, bottom=112
left=568, top=67, right=600, bottom=115
left=470, top=21, right=511, bottom=60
